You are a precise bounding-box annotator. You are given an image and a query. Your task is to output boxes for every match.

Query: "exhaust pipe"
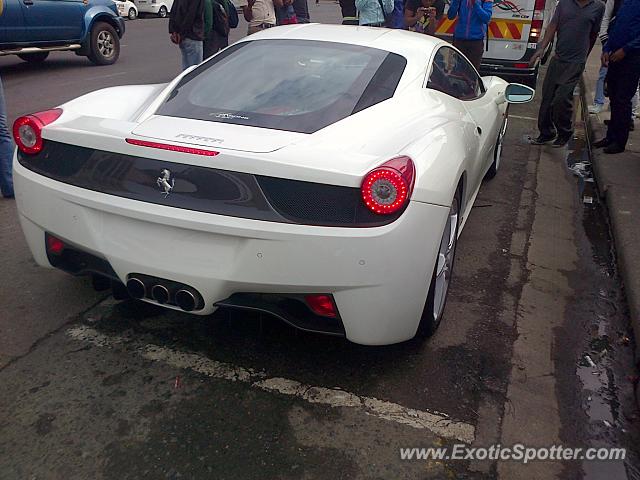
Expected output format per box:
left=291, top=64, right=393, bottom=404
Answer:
left=151, top=284, right=170, bottom=304
left=175, top=289, right=197, bottom=312
left=126, top=277, right=146, bottom=299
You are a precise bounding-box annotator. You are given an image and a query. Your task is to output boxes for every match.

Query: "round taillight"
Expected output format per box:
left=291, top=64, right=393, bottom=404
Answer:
left=12, top=108, right=63, bottom=155
left=361, top=156, right=415, bottom=215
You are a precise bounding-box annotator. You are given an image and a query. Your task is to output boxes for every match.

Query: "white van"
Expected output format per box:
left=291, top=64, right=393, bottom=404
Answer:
left=133, top=0, right=173, bottom=17
left=436, top=0, right=557, bottom=87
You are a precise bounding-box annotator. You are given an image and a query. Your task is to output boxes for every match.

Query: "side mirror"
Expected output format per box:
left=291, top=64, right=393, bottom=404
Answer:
left=504, top=83, right=535, bottom=104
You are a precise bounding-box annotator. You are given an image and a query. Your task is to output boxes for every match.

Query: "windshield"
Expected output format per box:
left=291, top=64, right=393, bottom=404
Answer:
left=157, top=39, right=407, bottom=134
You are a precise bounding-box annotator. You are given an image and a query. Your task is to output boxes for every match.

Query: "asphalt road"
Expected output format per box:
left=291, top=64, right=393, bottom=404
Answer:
left=1, top=11, right=639, bottom=480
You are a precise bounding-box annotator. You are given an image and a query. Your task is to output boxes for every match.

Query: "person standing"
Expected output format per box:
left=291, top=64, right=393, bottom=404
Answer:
left=405, top=0, right=444, bottom=35
left=169, top=0, right=205, bottom=70
left=355, top=0, right=393, bottom=26
left=0, top=75, right=14, bottom=200
left=593, top=0, right=640, bottom=154
left=293, top=0, right=310, bottom=22
left=588, top=0, right=622, bottom=114
left=339, top=0, right=358, bottom=24
left=275, top=0, right=298, bottom=24
left=243, top=0, right=279, bottom=34
left=204, top=0, right=231, bottom=58
left=0, top=1, right=14, bottom=199
left=446, top=0, right=492, bottom=69
left=529, top=0, right=604, bottom=147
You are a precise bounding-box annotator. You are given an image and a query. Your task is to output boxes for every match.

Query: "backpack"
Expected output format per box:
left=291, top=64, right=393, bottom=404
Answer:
left=222, top=0, right=239, bottom=29
left=212, top=0, right=230, bottom=37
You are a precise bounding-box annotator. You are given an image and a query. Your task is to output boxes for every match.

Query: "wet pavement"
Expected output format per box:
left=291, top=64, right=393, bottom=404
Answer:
left=1, top=15, right=640, bottom=480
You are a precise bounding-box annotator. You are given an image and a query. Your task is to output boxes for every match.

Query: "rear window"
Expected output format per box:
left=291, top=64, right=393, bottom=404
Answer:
left=157, top=39, right=407, bottom=134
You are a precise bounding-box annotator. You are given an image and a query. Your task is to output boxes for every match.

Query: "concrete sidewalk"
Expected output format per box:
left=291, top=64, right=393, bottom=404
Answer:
left=582, top=50, right=640, bottom=390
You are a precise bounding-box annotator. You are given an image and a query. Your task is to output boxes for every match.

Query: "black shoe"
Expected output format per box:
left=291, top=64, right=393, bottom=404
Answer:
left=551, top=135, right=571, bottom=148
left=593, top=138, right=613, bottom=148
left=603, top=143, right=625, bottom=154
left=530, top=134, right=556, bottom=145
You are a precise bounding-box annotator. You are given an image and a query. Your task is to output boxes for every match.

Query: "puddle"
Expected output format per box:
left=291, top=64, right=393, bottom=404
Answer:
left=567, top=98, right=640, bottom=479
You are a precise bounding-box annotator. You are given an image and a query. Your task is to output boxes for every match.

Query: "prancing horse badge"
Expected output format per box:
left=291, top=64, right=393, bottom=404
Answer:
left=157, top=169, right=175, bottom=197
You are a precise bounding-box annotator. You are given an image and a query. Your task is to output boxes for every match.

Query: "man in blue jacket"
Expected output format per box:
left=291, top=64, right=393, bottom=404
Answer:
left=447, top=0, right=492, bottom=69
left=593, top=0, right=640, bottom=154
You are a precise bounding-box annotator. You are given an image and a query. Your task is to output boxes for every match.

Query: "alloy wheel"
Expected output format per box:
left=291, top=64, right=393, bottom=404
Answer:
left=97, top=31, right=115, bottom=58
left=432, top=196, right=459, bottom=323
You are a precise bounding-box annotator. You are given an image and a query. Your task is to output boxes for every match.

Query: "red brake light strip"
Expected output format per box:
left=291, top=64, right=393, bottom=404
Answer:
left=125, top=138, right=219, bottom=156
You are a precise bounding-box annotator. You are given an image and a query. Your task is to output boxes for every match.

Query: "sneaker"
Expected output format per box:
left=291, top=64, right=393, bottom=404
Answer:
left=588, top=104, right=604, bottom=114
left=552, top=136, right=571, bottom=148
left=530, top=134, right=556, bottom=145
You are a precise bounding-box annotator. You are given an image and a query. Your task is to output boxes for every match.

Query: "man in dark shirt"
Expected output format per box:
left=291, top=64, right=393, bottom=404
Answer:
left=530, top=0, right=604, bottom=147
left=169, top=0, right=205, bottom=70
left=593, top=0, right=640, bottom=154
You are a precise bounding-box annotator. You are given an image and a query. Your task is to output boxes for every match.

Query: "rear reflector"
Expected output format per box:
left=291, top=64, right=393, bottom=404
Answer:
left=46, top=235, right=65, bottom=255
left=125, top=138, right=219, bottom=156
left=514, top=63, right=530, bottom=69
left=305, top=294, right=337, bottom=318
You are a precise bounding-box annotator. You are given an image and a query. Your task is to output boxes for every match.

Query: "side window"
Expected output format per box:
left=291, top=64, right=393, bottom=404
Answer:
left=427, top=47, right=484, bottom=100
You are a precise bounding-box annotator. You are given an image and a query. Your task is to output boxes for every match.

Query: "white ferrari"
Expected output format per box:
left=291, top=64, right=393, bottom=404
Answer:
left=13, top=24, right=534, bottom=345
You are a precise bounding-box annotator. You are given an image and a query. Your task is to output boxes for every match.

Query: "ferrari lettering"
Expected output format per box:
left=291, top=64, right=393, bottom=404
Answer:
left=175, top=134, right=224, bottom=143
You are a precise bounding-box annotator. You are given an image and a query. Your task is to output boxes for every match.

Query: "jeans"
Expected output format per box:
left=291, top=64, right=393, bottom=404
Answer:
left=179, top=37, right=203, bottom=70
left=0, top=75, right=14, bottom=198
left=605, top=54, right=640, bottom=149
left=537, top=56, right=584, bottom=139
left=594, top=64, right=607, bottom=106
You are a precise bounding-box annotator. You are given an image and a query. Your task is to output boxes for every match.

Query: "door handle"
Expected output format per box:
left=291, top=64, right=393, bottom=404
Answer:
left=477, top=126, right=482, bottom=135
left=23, top=0, right=34, bottom=5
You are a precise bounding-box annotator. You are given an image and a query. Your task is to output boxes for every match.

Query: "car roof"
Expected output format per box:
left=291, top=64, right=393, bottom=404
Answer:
left=238, top=24, right=444, bottom=66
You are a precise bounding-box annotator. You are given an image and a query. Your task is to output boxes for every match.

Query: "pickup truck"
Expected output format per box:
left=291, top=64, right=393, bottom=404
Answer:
left=0, top=0, right=125, bottom=65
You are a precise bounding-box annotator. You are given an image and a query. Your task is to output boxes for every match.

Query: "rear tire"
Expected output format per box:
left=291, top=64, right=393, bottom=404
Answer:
left=128, top=7, right=137, bottom=19
left=415, top=190, right=461, bottom=339
left=17, top=52, right=49, bottom=63
left=158, top=6, right=168, bottom=17
left=87, top=22, right=120, bottom=65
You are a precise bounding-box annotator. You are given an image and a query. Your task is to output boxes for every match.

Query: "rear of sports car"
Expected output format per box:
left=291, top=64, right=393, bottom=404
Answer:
left=13, top=33, right=450, bottom=345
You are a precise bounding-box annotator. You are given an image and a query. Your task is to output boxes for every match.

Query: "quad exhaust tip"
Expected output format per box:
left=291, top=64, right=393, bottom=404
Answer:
left=126, top=278, right=146, bottom=299
left=151, top=284, right=170, bottom=304
left=175, top=289, right=197, bottom=312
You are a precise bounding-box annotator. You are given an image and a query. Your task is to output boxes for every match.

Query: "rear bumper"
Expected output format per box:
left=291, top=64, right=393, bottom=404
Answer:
left=14, top=155, right=449, bottom=345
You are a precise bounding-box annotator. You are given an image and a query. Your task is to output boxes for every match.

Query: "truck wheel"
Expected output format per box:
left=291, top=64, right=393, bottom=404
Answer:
left=128, top=7, right=137, bottom=19
left=87, top=22, right=120, bottom=65
left=17, top=52, right=49, bottom=63
left=158, top=6, right=168, bottom=17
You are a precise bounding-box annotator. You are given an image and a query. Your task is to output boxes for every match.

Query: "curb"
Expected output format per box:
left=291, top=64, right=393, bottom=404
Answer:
left=580, top=78, right=640, bottom=406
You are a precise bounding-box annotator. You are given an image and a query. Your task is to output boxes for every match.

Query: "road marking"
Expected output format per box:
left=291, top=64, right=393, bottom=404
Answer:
left=67, top=325, right=475, bottom=443
left=509, top=115, right=538, bottom=122
left=83, top=72, right=128, bottom=82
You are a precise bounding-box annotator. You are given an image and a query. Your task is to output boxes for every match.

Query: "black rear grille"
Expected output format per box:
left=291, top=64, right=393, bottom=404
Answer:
left=19, top=140, right=404, bottom=227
